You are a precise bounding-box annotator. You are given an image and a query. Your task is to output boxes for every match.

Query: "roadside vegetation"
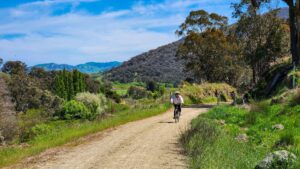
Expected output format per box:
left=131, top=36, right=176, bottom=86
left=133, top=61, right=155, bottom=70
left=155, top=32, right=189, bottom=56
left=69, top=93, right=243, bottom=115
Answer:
left=177, top=1, right=300, bottom=168
left=180, top=83, right=236, bottom=104
left=182, top=96, right=300, bottom=169
left=0, top=61, right=174, bottom=167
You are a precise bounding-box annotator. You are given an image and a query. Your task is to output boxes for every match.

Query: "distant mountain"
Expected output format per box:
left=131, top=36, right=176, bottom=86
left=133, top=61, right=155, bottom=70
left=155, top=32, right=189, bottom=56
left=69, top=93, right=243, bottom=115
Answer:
left=33, top=61, right=122, bottom=74
left=104, top=40, right=190, bottom=83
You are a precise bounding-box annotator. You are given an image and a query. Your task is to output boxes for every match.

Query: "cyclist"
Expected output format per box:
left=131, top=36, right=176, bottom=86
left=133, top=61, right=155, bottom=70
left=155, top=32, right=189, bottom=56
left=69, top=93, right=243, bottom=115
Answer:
left=170, top=91, right=184, bottom=119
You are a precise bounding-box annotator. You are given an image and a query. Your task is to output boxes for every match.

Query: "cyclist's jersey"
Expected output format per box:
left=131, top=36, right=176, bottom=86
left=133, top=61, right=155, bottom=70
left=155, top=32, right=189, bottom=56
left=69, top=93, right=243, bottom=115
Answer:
left=170, top=95, right=184, bottom=105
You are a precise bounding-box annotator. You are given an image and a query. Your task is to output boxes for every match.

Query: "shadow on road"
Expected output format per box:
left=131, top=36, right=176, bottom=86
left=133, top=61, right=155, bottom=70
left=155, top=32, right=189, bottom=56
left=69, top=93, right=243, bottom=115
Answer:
left=159, top=121, right=175, bottom=124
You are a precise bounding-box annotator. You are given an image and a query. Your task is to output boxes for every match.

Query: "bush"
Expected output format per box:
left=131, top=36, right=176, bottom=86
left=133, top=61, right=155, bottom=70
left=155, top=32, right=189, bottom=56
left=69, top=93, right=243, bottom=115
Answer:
left=62, top=100, right=91, bottom=120
left=75, top=92, right=107, bottom=119
left=31, top=123, right=53, bottom=137
left=127, top=86, right=150, bottom=99
left=146, top=81, right=157, bottom=92
left=18, top=109, right=49, bottom=142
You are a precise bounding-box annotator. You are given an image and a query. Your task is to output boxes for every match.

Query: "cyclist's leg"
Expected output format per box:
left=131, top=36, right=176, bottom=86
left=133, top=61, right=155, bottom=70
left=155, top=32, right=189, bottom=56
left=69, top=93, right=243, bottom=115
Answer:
left=173, top=104, right=176, bottom=118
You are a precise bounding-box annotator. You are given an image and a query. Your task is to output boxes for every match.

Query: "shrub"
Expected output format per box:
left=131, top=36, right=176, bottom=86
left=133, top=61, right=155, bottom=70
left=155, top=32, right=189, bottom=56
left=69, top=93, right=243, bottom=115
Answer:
left=17, top=109, right=49, bottom=142
left=31, top=123, right=53, bottom=137
left=146, top=81, right=157, bottom=92
left=75, top=92, right=107, bottom=119
left=127, top=86, right=150, bottom=99
left=62, top=100, right=91, bottom=120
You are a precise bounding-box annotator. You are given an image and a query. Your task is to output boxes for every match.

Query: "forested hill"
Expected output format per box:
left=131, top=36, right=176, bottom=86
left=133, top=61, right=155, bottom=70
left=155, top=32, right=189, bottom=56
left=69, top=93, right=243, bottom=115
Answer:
left=33, top=61, right=121, bottom=74
left=104, top=40, right=189, bottom=83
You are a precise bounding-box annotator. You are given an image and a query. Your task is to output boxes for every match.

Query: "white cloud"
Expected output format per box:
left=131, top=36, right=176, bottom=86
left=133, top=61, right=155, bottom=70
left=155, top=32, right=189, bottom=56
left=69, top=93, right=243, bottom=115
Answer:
left=0, top=0, right=240, bottom=66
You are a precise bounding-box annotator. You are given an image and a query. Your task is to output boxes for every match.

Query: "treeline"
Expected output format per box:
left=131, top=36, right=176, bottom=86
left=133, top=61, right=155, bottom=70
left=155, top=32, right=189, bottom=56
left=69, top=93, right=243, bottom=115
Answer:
left=54, top=70, right=87, bottom=100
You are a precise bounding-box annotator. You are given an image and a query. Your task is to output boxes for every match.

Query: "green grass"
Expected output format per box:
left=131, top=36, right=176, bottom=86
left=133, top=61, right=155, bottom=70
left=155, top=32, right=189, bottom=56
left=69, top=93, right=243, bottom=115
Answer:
left=180, top=83, right=236, bottom=105
left=112, top=82, right=145, bottom=96
left=182, top=103, right=300, bottom=169
left=0, top=102, right=171, bottom=167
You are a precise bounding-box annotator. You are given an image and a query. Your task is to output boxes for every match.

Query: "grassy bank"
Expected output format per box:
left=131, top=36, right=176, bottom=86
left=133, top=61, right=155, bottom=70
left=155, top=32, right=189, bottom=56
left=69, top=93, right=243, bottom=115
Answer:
left=0, top=102, right=171, bottom=167
left=182, top=104, right=300, bottom=169
left=180, top=83, right=236, bottom=105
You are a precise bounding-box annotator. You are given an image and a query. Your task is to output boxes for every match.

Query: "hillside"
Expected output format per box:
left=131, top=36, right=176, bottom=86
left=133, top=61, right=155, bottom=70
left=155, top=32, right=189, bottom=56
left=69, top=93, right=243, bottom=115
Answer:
left=105, top=40, right=189, bottom=83
left=33, top=61, right=121, bottom=74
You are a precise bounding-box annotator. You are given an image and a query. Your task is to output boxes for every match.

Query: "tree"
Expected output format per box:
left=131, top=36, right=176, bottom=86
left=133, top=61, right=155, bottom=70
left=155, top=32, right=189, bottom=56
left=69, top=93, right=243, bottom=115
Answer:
left=29, top=68, right=56, bottom=91
left=234, top=0, right=300, bottom=65
left=53, top=69, right=99, bottom=100
left=235, top=11, right=289, bottom=84
left=0, top=58, right=3, bottom=67
left=176, top=10, right=247, bottom=86
left=2, top=61, right=27, bottom=75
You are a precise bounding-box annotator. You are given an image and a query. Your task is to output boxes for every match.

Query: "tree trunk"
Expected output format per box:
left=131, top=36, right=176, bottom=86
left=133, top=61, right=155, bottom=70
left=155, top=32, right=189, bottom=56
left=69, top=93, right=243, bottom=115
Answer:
left=296, top=0, right=300, bottom=65
left=288, top=4, right=299, bottom=64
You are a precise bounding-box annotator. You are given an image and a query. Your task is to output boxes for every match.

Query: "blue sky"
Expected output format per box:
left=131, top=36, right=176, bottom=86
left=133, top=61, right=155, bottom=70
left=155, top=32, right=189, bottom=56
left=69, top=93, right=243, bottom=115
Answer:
left=0, top=0, right=287, bottom=66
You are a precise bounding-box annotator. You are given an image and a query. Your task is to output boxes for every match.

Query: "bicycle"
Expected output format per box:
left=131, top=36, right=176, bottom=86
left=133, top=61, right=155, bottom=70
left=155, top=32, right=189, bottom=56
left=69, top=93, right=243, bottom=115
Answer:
left=174, top=105, right=180, bottom=123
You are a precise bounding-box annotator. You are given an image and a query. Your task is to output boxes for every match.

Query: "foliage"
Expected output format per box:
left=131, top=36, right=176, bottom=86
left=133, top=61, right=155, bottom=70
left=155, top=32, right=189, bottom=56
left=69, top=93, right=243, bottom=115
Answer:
left=99, top=80, right=121, bottom=103
left=1, top=61, right=27, bottom=75
left=235, top=9, right=289, bottom=84
left=233, top=0, right=300, bottom=66
left=180, top=83, right=236, bottom=104
left=146, top=81, right=157, bottom=92
left=176, top=10, right=250, bottom=87
left=9, top=73, right=62, bottom=113
left=184, top=102, right=300, bottom=168
left=0, top=77, right=17, bottom=143
left=61, top=100, right=91, bottom=120
left=75, top=92, right=107, bottom=120
left=30, top=124, right=53, bottom=137
left=54, top=69, right=86, bottom=100
left=182, top=115, right=266, bottom=169
left=17, top=109, right=50, bottom=142
left=127, top=86, right=150, bottom=99
left=29, top=67, right=57, bottom=91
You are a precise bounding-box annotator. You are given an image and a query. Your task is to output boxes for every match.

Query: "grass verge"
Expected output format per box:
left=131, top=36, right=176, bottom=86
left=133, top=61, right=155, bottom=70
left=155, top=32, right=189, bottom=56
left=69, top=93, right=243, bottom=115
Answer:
left=0, top=103, right=171, bottom=167
left=182, top=104, right=300, bottom=169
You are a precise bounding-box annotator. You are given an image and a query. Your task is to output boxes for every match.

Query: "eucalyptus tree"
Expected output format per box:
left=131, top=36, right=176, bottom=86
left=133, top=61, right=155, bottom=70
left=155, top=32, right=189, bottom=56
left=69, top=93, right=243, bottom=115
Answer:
left=176, top=10, right=247, bottom=86
left=234, top=0, right=300, bottom=65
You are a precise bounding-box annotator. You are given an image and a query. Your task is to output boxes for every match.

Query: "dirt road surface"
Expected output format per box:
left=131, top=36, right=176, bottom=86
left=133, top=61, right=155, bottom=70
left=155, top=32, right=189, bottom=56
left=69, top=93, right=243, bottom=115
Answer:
left=7, top=107, right=208, bottom=169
